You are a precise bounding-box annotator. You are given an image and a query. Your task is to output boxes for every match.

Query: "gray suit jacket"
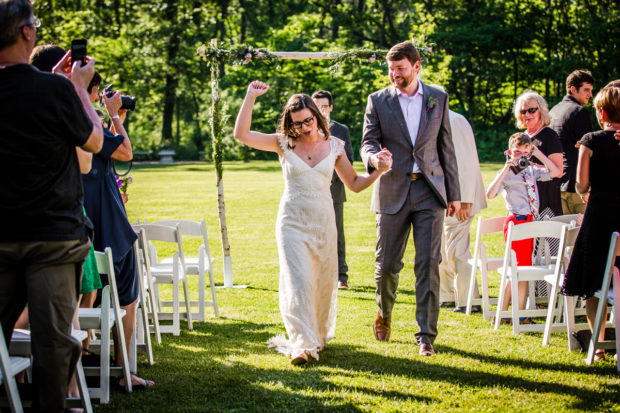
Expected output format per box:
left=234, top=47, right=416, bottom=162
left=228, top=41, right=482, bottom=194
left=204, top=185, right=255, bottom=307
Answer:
left=329, top=120, right=354, bottom=203
left=361, top=83, right=460, bottom=214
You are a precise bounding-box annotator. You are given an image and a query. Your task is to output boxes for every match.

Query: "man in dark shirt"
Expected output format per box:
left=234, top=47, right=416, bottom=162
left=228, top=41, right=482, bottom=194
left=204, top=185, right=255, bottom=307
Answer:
left=549, top=70, right=594, bottom=214
left=0, top=1, right=103, bottom=410
left=312, top=90, right=354, bottom=289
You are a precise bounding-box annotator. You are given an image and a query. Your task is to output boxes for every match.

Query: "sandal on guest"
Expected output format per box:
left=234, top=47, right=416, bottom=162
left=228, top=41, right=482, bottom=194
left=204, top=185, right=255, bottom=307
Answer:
left=290, top=352, right=308, bottom=366
left=118, top=376, right=155, bottom=391
left=593, top=350, right=606, bottom=362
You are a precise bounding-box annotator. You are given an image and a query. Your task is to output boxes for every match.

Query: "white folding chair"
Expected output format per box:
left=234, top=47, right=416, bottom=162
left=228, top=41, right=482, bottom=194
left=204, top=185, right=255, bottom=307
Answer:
left=0, top=325, right=30, bottom=413
left=126, top=240, right=154, bottom=372
left=133, top=227, right=162, bottom=345
left=549, top=214, right=584, bottom=226
left=8, top=329, right=92, bottom=412
left=78, top=248, right=132, bottom=403
left=586, top=232, right=620, bottom=370
left=466, top=216, right=506, bottom=319
left=151, top=219, right=219, bottom=320
left=133, top=224, right=192, bottom=336
left=542, top=225, right=585, bottom=347
left=494, top=220, right=567, bottom=334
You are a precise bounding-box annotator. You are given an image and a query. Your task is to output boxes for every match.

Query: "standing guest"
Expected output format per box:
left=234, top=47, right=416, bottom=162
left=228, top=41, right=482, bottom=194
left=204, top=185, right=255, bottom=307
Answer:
left=513, top=90, right=564, bottom=218
left=312, top=90, right=354, bottom=289
left=549, top=70, right=594, bottom=215
left=361, top=41, right=461, bottom=357
left=0, top=1, right=103, bottom=410
left=234, top=81, right=391, bottom=365
left=486, top=133, right=561, bottom=321
left=438, top=108, right=487, bottom=313
left=562, top=86, right=620, bottom=361
left=82, top=80, right=154, bottom=388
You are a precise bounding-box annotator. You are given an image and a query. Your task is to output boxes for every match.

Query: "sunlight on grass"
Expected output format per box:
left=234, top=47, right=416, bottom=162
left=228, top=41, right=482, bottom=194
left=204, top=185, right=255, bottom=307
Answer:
left=91, top=161, right=620, bottom=412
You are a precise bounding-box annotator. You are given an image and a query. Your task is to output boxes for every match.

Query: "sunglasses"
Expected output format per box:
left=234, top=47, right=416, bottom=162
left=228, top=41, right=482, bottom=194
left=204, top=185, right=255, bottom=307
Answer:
left=291, top=116, right=315, bottom=130
left=520, top=107, right=539, bottom=115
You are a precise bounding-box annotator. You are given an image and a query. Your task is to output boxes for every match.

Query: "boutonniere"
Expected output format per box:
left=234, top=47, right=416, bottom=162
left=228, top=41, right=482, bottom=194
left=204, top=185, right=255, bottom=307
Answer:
left=426, top=96, right=437, bottom=112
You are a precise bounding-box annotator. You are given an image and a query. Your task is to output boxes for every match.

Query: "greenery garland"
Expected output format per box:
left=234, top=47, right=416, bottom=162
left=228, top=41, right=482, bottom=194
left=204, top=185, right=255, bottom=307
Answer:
left=197, top=38, right=434, bottom=179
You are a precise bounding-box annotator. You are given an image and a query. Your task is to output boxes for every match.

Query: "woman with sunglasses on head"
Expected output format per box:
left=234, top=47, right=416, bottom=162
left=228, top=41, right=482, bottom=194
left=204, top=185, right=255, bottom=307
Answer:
left=234, top=81, right=392, bottom=365
left=513, top=90, right=564, bottom=218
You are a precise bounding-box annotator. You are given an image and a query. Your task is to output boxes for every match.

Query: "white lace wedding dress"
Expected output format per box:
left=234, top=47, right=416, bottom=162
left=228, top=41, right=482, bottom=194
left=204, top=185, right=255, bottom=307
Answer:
left=267, top=134, right=344, bottom=361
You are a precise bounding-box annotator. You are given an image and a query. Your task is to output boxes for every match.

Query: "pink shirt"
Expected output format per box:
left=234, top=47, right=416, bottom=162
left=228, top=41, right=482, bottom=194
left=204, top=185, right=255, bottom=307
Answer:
left=396, top=83, right=424, bottom=173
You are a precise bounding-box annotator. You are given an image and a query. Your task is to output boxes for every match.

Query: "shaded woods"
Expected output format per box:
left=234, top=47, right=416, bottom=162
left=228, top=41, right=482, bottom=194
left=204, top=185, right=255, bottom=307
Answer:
left=36, top=0, right=619, bottom=160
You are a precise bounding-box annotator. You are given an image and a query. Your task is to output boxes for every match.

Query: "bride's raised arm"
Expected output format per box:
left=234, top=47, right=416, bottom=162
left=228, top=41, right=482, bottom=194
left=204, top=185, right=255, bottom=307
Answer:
left=233, top=81, right=282, bottom=155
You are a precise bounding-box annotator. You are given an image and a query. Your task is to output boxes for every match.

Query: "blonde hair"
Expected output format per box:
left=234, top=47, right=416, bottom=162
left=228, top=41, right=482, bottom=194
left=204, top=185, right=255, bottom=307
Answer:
left=593, top=86, right=620, bottom=124
left=513, top=90, right=551, bottom=129
left=508, top=132, right=532, bottom=150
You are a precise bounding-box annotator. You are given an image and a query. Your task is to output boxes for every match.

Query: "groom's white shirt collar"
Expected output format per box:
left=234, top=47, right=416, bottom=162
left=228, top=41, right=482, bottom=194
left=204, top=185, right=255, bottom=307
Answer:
left=396, top=82, right=424, bottom=173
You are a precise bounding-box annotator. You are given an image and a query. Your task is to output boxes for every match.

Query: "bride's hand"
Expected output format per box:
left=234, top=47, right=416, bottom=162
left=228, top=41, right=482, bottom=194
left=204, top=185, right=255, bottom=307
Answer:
left=247, top=80, right=269, bottom=98
left=375, top=148, right=392, bottom=173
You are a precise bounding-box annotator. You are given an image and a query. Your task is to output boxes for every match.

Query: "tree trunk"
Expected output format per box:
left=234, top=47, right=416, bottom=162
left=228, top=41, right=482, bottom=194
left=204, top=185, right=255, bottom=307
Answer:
left=160, top=0, right=180, bottom=146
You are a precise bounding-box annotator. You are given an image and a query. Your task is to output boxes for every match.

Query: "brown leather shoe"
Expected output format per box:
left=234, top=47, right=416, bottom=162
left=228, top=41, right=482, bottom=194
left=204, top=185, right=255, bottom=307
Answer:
left=418, top=343, right=435, bottom=357
left=373, top=312, right=391, bottom=342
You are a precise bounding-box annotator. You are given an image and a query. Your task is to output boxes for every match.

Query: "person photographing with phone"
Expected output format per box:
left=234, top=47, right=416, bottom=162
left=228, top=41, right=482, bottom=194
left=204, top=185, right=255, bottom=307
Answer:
left=0, top=1, right=103, bottom=410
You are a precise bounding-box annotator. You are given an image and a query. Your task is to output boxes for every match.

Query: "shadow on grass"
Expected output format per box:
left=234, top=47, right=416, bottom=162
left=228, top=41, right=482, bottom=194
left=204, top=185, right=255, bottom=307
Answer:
left=100, top=318, right=618, bottom=411
left=320, top=343, right=620, bottom=410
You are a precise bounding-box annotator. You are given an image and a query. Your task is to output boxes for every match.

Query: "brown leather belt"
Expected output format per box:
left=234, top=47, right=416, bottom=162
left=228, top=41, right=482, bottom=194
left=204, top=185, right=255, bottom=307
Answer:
left=411, top=173, right=423, bottom=181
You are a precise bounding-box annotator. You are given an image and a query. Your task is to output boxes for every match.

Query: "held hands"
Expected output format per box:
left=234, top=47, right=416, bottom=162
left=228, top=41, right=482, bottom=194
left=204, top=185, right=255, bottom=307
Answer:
left=247, top=80, right=269, bottom=98
left=446, top=200, right=461, bottom=217
left=373, top=148, right=393, bottom=173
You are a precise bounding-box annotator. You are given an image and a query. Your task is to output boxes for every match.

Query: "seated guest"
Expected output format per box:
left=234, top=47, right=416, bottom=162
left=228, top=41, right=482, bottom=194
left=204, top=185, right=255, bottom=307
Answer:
left=561, top=86, right=620, bottom=361
left=0, top=1, right=103, bottom=410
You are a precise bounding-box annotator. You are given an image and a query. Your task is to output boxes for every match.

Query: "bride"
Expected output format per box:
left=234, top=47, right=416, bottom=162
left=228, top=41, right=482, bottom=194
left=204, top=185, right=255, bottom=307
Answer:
left=233, top=81, right=392, bottom=365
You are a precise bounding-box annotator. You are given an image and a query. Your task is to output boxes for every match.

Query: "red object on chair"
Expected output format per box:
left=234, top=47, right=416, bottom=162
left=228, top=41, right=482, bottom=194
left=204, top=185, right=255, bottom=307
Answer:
left=503, top=214, right=534, bottom=266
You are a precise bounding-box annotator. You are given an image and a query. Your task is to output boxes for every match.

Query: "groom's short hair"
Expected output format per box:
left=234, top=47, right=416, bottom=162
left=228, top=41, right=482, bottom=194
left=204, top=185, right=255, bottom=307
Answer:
left=386, top=41, right=420, bottom=66
left=311, top=90, right=333, bottom=106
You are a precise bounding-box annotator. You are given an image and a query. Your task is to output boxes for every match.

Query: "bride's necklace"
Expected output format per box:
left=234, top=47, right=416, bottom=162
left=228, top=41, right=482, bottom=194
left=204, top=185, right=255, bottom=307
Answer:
left=301, top=139, right=321, bottom=160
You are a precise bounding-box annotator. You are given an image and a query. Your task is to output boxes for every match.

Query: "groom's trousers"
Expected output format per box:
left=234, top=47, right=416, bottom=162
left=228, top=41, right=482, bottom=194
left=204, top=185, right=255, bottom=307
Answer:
left=374, top=178, right=445, bottom=345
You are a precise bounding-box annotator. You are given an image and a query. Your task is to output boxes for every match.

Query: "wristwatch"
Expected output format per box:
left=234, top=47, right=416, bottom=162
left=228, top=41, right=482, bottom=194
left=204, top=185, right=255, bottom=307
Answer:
left=111, top=114, right=120, bottom=120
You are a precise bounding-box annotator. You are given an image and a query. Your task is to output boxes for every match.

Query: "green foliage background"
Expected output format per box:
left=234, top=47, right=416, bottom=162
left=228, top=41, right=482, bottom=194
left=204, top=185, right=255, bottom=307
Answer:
left=35, top=0, right=619, bottom=161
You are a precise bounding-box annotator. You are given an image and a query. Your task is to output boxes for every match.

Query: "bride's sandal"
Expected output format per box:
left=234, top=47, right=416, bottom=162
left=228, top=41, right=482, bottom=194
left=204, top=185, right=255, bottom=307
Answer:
left=594, top=350, right=606, bottom=362
left=290, top=352, right=308, bottom=366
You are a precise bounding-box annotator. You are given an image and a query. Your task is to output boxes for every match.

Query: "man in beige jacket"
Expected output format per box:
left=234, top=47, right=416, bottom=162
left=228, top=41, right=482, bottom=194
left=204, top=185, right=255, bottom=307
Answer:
left=439, top=109, right=487, bottom=313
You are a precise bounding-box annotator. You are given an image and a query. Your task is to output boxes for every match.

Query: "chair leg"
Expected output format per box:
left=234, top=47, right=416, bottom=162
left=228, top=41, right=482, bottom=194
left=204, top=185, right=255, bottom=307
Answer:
left=564, top=296, right=578, bottom=352
left=613, top=267, right=620, bottom=372
left=543, top=280, right=559, bottom=346
left=465, top=261, right=477, bottom=316
left=494, top=270, right=507, bottom=330
left=182, top=277, right=193, bottom=330
left=208, top=267, right=219, bottom=317
left=100, top=326, right=110, bottom=404
left=75, top=358, right=93, bottom=413
left=481, top=265, right=491, bottom=320
left=172, top=279, right=180, bottom=336
left=511, top=272, right=521, bottom=335
left=138, top=301, right=154, bottom=365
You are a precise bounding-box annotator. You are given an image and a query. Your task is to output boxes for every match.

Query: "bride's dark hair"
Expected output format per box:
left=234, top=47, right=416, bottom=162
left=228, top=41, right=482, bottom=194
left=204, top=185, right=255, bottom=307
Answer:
left=278, top=94, right=330, bottom=148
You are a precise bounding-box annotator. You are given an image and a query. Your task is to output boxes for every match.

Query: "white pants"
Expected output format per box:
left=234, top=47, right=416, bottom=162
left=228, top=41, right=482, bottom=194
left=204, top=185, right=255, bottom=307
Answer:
left=439, top=215, right=479, bottom=307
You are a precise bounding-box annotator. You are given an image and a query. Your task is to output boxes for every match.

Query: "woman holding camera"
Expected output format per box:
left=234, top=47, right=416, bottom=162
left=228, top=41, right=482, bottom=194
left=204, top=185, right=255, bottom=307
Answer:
left=82, top=87, right=154, bottom=389
left=513, top=90, right=564, bottom=218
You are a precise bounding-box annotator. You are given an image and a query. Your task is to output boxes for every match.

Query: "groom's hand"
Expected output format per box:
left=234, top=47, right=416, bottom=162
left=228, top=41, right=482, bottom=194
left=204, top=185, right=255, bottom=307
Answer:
left=446, top=200, right=461, bottom=217
left=371, top=149, right=392, bottom=172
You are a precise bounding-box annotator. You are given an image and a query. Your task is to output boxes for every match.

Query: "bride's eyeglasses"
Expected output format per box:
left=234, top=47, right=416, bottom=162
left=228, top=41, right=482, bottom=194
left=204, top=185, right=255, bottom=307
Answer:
left=520, top=107, right=539, bottom=115
left=292, top=116, right=315, bottom=130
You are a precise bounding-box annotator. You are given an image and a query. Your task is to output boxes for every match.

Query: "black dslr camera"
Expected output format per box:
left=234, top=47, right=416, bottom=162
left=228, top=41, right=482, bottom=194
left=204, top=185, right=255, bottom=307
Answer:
left=101, top=84, right=137, bottom=111
left=510, top=155, right=530, bottom=174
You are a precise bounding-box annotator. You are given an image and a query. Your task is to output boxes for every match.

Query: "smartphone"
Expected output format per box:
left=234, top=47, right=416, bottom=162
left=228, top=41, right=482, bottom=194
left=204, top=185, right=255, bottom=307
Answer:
left=71, top=39, right=87, bottom=67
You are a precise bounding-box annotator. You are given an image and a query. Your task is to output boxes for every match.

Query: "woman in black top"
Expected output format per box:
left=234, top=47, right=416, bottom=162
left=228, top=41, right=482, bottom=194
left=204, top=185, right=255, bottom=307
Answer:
left=562, top=86, right=620, bottom=361
left=513, top=90, right=564, bottom=217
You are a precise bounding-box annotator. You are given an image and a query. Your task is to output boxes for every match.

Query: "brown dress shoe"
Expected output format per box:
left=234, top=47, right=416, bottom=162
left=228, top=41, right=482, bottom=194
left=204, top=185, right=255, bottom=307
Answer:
left=373, top=312, right=391, bottom=341
left=418, top=343, right=435, bottom=356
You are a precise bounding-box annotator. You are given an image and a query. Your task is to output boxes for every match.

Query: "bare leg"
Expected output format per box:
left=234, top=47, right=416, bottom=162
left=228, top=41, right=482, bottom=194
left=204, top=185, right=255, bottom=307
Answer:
left=114, top=299, right=154, bottom=387
left=79, top=290, right=97, bottom=350
left=585, top=297, right=607, bottom=342
left=501, top=280, right=528, bottom=311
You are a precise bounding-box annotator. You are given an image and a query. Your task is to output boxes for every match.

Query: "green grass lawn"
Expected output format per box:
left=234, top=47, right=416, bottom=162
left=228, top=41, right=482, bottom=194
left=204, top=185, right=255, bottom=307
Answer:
left=96, top=161, right=620, bottom=412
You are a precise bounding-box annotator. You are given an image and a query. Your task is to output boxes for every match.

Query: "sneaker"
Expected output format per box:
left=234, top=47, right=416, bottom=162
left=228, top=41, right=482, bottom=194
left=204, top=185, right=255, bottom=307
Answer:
left=338, top=281, right=348, bottom=289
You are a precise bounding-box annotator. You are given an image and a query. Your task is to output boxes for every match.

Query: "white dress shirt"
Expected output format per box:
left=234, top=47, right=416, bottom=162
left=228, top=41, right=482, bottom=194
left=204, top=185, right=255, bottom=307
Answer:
left=396, top=83, right=424, bottom=173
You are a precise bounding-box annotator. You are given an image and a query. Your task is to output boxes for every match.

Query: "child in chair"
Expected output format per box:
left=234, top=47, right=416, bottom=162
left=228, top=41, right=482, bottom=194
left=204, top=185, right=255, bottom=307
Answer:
left=486, top=132, right=561, bottom=317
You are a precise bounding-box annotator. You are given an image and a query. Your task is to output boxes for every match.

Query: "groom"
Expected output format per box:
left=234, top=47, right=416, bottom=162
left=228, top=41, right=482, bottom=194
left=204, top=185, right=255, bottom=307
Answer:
left=361, top=41, right=461, bottom=356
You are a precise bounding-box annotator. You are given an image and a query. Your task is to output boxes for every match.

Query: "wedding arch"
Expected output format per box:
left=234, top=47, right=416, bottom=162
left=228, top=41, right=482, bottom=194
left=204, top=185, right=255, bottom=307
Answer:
left=197, top=39, right=431, bottom=287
